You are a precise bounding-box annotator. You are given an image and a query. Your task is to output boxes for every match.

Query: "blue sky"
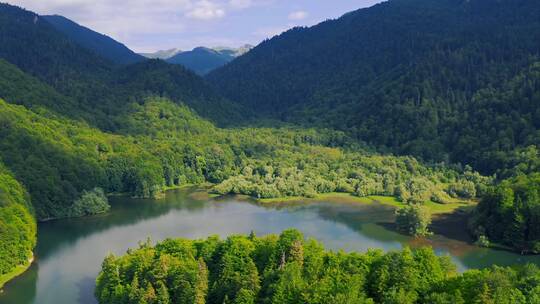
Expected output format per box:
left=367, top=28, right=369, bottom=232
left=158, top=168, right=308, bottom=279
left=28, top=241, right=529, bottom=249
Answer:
left=8, top=0, right=383, bottom=52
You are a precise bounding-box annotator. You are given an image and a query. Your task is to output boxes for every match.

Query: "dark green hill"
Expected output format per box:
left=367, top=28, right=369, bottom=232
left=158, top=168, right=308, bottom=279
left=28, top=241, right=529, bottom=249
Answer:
left=110, top=59, right=247, bottom=126
left=167, top=47, right=233, bottom=75
left=208, top=0, right=540, bottom=173
left=0, top=59, right=101, bottom=122
left=43, top=15, right=145, bottom=65
left=0, top=3, right=112, bottom=98
left=0, top=3, right=247, bottom=127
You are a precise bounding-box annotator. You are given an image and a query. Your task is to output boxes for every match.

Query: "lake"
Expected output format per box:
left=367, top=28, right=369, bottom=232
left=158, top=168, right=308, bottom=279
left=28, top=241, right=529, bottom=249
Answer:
left=1, top=188, right=539, bottom=304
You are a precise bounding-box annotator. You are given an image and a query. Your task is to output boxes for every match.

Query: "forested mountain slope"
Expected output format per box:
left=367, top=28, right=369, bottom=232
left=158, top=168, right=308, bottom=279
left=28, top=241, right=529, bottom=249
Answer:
left=110, top=60, right=246, bottom=125
left=0, top=3, right=244, bottom=127
left=0, top=59, right=101, bottom=121
left=43, top=15, right=145, bottom=65
left=0, top=3, right=111, bottom=101
left=0, top=162, right=36, bottom=280
left=208, top=0, right=540, bottom=174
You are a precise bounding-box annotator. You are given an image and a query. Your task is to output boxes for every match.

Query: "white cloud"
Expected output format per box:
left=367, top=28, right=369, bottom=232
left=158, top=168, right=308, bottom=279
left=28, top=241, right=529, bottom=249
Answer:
left=253, top=25, right=289, bottom=39
left=186, top=0, right=226, bottom=20
left=288, top=10, right=308, bottom=20
left=229, top=0, right=252, bottom=9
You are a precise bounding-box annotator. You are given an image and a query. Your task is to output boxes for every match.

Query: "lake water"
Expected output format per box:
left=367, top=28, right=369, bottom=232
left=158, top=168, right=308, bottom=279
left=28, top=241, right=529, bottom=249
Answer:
left=1, top=188, right=539, bottom=304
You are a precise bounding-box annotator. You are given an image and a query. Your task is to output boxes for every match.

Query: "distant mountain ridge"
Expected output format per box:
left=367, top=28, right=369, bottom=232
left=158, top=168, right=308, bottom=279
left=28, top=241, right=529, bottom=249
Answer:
left=139, top=48, right=182, bottom=60
left=141, top=45, right=253, bottom=75
left=43, top=15, right=145, bottom=64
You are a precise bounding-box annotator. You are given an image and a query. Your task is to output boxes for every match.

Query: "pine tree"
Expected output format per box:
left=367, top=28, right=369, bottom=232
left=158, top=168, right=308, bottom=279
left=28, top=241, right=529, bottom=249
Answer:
left=195, top=258, right=209, bottom=304
left=474, top=283, right=494, bottom=304
left=156, top=281, right=170, bottom=304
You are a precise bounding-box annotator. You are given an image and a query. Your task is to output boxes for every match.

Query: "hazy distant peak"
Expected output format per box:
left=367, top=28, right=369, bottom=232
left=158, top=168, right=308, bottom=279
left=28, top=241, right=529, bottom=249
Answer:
left=139, top=48, right=182, bottom=59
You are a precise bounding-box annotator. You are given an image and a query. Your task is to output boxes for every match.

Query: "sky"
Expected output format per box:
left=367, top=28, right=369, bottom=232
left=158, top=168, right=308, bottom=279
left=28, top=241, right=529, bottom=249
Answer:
left=7, top=0, right=382, bottom=53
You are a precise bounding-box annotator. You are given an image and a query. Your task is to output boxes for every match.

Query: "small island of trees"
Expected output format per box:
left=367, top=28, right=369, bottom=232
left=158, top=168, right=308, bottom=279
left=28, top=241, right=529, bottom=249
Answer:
left=96, top=230, right=540, bottom=304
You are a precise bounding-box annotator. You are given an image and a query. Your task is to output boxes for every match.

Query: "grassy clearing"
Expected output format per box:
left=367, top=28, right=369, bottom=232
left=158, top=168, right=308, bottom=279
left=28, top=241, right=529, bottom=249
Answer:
left=257, top=192, right=474, bottom=215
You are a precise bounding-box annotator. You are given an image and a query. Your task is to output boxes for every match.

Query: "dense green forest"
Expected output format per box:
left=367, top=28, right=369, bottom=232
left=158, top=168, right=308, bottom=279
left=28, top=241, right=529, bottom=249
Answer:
left=0, top=0, right=539, bottom=292
left=96, top=230, right=540, bottom=304
left=0, top=161, right=36, bottom=277
left=471, top=173, right=540, bottom=253
left=208, top=0, right=540, bottom=175
left=0, top=96, right=482, bottom=220
left=0, top=3, right=244, bottom=127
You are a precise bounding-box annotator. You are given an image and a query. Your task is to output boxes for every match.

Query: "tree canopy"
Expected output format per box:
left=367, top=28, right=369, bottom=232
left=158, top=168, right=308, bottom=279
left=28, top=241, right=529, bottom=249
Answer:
left=96, top=230, right=540, bottom=304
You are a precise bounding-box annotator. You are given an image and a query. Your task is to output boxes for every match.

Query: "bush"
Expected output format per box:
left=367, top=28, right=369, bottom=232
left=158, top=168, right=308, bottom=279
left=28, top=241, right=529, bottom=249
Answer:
left=447, top=180, right=476, bottom=199
left=395, top=205, right=432, bottom=237
left=68, top=188, right=110, bottom=217
left=475, top=235, right=490, bottom=248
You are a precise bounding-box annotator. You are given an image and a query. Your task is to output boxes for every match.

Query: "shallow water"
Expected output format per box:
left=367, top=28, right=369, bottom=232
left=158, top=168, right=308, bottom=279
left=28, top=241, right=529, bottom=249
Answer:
left=1, top=188, right=539, bottom=304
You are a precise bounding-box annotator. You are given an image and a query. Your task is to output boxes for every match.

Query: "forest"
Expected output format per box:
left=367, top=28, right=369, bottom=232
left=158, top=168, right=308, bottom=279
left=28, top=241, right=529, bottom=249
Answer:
left=0, top=0, right=539, bottom=300
left=471, top=173, right=540, bottom=253
left=0, top=161, right=35, bottom=281
left=208, top=0, right=540, bottom=175
left=95, top=230, right=540, bottom=304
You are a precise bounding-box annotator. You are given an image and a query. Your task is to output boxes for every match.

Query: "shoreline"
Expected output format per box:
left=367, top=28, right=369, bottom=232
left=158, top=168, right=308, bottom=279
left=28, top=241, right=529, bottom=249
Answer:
left=0, top=255, right=34, bottom=291
left=252, top=192, right=474, bottom=215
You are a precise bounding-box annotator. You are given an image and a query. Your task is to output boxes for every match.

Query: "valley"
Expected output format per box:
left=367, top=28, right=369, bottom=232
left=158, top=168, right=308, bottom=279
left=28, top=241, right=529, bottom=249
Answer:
left=0, top=0, right=538, bottom=303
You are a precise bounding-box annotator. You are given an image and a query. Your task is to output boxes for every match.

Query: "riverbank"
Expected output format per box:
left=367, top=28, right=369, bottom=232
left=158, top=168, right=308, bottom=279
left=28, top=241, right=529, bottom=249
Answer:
left=0, top=255, right=33, bottom=290
left=256, top=192, right=474, bottom=215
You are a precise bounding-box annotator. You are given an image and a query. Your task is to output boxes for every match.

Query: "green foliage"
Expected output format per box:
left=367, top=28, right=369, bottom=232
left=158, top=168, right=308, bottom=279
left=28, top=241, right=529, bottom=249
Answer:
left=395, top=205, right=432, bottom=237
left=0, top=98, right=148, bottom=219
left=67, top=188, right=110, bottom=217
left=471, top=173, right=540, bottom=253
left=0, top=3, right=489, bottom=222
left=211, top=146, right=483, bottom=202
left=0, top=91, right=482, bottom=221
left=0, top=3, right=246, bottom=128
left=96, top=230, right=540, bottom=304
left=0, top=161, right=36, bottom=276
left=208, top=0, right=540, bottom=175
left=475, top=235, right=490, bottom=248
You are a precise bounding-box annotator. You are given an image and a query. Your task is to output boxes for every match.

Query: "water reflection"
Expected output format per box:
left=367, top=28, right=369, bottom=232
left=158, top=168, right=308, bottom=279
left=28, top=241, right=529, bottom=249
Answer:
left=1, top=188, right=539, bottom=304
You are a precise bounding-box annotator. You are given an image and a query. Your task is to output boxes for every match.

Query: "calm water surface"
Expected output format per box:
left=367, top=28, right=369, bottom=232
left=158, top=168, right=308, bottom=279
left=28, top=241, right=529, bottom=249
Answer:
left=1, top=188, right=539, bottom=304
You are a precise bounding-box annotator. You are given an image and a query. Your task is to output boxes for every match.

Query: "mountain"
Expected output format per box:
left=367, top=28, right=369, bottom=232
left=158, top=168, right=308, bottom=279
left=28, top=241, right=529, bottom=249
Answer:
left=167, top=45, right=253, bottom=75
left=0, top=3, right=245, bottom=127
left=208, top=0, right=540, bottom=174
left=43, top=15, right=145, bottom=64
left=140, top=48, right=182, bottom=59
left=213, top=44, right=253, bottom=57
left=109, top=59, right=248, bottom=125
left=0, top=3, right=112, bottom=98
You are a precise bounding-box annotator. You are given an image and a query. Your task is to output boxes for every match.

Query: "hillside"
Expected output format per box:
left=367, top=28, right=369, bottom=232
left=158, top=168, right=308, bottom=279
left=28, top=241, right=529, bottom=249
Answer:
left=43, top=15, right=145, bottom=65
left=110, top=59, right=246, bottom=125
left=0, top=3, right=246, bottom=127
left=208, top=0, right=540, bottom=174
left=0, top=3, right=111, bottom=100
left=0, top=162, right=36, bottom=283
